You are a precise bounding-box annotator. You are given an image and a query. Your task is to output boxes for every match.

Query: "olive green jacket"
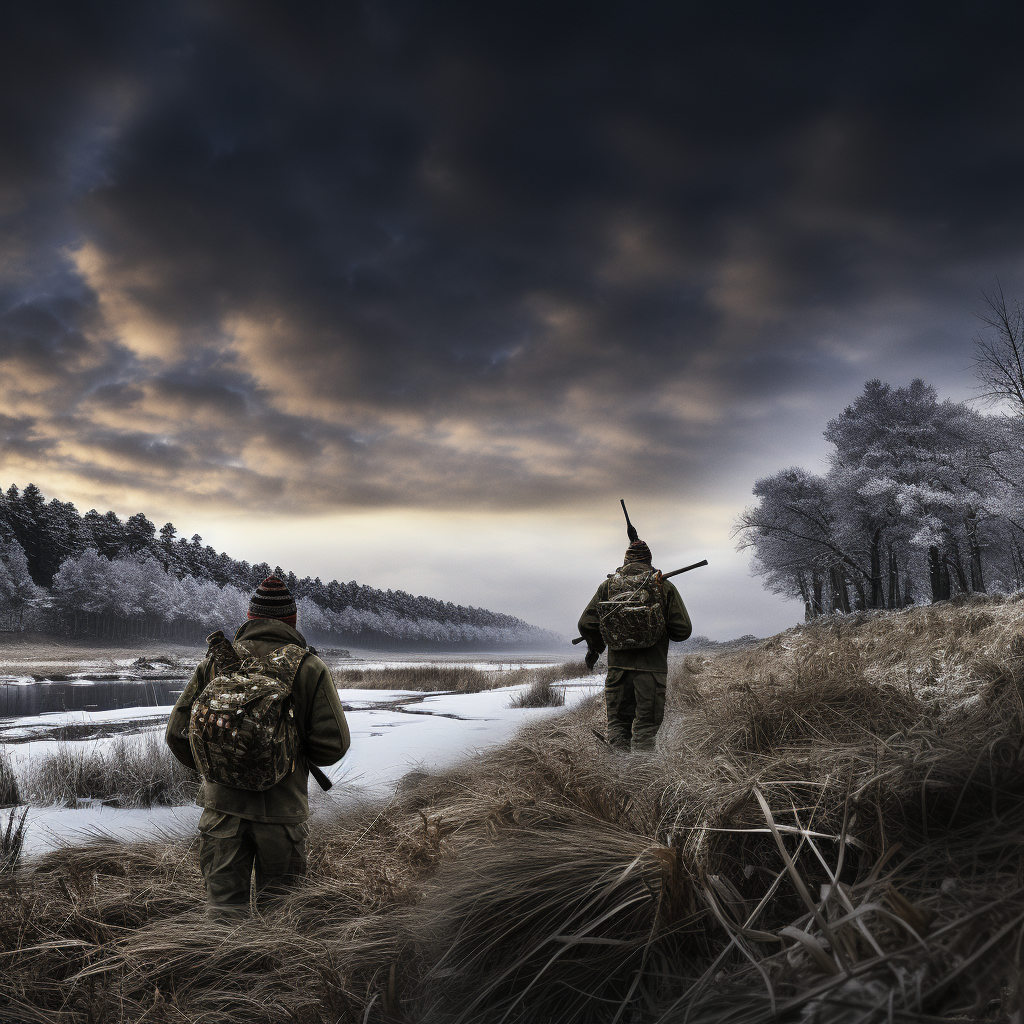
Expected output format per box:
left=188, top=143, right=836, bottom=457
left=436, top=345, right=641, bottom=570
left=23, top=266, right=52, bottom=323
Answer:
left=165, top=618, right=351, bottom=824
left=578, top=566, right=692, bottom=675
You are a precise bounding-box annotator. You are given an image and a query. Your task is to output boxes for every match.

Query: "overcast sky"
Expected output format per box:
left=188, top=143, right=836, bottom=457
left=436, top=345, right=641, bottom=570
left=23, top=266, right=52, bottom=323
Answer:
left=1, top=1, right=1021, bottom=640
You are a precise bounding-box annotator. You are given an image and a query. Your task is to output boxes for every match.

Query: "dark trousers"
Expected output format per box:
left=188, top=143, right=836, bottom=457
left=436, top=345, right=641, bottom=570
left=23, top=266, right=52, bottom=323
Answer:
left=198, top=810, right=307, bottom=920
left=604, top=669, right=666, bottom=752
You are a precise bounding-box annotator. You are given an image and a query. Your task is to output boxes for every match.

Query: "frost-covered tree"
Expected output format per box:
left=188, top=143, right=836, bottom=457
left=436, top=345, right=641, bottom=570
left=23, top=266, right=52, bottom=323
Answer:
left=824, top=380, right=1008, bottom=602
left=82, top=509, right=125, bottom=560
left=0, top=538, right=44, bottom=626
left=737, top=377, right=1024, bottom=618
left=1, top=482, right=554, bottom=645
left=734, top=468, right=859, bottom=618
left=123, top=512, right=157, bottom=554
left=51, top=549, right=118, bottom=633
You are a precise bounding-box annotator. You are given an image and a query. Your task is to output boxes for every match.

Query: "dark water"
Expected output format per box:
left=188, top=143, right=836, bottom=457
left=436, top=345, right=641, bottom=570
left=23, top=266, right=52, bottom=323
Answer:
left=0, top=679, right=187, bottom=719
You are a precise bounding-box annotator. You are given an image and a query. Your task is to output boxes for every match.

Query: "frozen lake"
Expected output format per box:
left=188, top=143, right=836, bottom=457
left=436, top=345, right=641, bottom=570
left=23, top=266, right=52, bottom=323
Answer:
left=4, top=676, right=603, bottom=858
left=0, top=648, right=601, bottom=857
left=0, top=678, right=187, bottom=719
left=0, top=655, right=565, bottom=721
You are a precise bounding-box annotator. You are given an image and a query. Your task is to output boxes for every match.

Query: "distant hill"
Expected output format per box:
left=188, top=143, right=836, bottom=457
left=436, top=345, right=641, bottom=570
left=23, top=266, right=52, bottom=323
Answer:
left=0, top=483, right=562, bottom=649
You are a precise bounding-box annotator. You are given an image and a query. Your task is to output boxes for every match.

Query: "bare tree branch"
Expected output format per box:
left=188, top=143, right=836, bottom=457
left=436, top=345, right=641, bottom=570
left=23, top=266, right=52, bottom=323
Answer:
left=972, top=284, right=1024, bottom=411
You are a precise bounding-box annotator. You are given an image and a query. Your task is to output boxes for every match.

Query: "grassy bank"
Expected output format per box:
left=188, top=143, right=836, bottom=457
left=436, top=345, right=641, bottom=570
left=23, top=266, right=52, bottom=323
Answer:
left=3, top=595, right=1024, bottom=1021
left=335, top=659, right=593, bottom=692
left=0, top=637, right=202, bottom=679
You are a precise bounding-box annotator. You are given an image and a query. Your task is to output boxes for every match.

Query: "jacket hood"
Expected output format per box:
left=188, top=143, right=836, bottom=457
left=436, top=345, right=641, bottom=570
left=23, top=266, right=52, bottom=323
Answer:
left=615, top=562, right=660, bottom=576
left=233, top=617, right=308, bottom=648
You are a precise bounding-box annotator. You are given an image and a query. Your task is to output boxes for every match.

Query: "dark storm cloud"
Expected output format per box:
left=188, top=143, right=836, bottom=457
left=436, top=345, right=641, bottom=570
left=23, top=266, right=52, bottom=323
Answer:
left=149, top=374, right=248, bottom=415
left=0, top=300, right=91, bottom=367
left=0, top=414, right=54, bottom=458
left=89, top=382, right=146, bottom=409
left=79, top=430, right=190, bottom=469
left=0, top=1, right=1020, bottom=511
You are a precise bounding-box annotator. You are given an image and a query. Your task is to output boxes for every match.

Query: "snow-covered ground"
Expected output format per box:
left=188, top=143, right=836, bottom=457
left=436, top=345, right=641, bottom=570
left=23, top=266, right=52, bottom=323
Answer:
left=338, top=661, right=558, bottom=671
left=1, top=704, right=175, bottom=741
left=4, top=677, right=602, bottom=859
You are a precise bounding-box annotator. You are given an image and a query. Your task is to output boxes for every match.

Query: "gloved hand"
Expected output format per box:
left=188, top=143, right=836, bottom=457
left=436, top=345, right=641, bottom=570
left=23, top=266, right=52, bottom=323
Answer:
left=585, top=648, right=600, bottom=671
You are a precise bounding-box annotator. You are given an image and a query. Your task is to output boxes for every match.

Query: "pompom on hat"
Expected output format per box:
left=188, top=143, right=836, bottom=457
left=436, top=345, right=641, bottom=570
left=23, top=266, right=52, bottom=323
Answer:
left=623, top=539, right=653, bottom=565
left=248, top=576, right=297, bottom=627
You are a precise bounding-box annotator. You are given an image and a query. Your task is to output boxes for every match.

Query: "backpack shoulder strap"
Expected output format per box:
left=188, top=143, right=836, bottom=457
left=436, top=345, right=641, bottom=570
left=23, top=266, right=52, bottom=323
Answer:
left=606, top=568, right=657, bottom=603
left=193, top=637, right=238, bottom=700
left=261, top=643, right=310, bottom=689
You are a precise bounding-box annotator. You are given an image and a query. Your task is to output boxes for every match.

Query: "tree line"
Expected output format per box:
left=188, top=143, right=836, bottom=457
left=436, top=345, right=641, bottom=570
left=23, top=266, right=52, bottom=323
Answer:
left=0, top=487, right=559, bottom=648
left=735, top=291, right=1024, bottom=619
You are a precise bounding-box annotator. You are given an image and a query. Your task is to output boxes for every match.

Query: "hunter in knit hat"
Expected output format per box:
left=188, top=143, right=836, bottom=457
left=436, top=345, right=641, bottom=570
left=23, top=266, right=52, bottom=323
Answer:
left=577, top=538, right=692, bottom=753
left=166, top=574, right=350, bottom=921
left=248, top=575, right=298, bottom=625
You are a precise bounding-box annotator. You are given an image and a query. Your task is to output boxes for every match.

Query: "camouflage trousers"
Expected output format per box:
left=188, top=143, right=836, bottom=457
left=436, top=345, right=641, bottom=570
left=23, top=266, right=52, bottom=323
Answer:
left=198, top=810, right=307, bottom=922
left=605, top=669, right=666, bottom=752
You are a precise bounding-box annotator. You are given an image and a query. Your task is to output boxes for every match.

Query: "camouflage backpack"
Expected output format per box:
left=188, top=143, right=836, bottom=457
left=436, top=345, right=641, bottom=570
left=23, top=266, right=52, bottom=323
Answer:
left=597, top=564, right=666, bottom=649
left=188, top=631, right=307, bottom=791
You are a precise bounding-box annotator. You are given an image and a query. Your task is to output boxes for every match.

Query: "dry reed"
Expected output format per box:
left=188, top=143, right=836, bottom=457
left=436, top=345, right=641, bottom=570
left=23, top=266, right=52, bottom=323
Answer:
left=508, top=676, right=567, bottom=708
left=1, top=806, right=28, bottom=872
left=336, top=659, right=592, bottom=693
left=19, top=732, right=200, bottom=808
left=0, top=746, right=18, bottom=807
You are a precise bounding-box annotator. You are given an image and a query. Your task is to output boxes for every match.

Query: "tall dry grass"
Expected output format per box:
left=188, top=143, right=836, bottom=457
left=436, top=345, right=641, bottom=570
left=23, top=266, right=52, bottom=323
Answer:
left=0, top=746, right=18, bottom=807
left=3, top=596, right=1024, bottom=1021
left=336, top=659, right=592, bottom=693
left=19, top=732, right=201, bottom=808
left=1, top=806, right=28, bottom=872
left=507, top=675, right=566, bottom=708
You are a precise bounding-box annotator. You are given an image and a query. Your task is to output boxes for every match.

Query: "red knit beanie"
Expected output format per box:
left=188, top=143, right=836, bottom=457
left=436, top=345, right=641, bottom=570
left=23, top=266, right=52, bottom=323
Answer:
left=248, top=576, right=297, bottom=626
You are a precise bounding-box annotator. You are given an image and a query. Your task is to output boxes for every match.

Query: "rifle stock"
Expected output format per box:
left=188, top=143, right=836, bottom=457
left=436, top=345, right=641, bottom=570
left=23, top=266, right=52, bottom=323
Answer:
left=308, top=762, right=333, bottom=791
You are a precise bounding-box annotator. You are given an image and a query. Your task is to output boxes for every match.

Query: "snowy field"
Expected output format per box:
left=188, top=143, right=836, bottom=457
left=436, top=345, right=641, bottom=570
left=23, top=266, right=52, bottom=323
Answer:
left=3, top=674, right=602, bottom=859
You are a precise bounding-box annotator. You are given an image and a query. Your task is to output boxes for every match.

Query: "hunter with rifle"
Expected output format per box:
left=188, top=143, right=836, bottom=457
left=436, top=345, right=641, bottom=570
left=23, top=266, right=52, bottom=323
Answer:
left=577, top=501, right=704, bottom=753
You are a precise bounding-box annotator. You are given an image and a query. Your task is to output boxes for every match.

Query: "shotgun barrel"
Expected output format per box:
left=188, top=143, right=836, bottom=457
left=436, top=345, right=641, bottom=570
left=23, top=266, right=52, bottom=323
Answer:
left=661, top=559, right=708, bottom=579
left=621, top=499, right=639, bottom=543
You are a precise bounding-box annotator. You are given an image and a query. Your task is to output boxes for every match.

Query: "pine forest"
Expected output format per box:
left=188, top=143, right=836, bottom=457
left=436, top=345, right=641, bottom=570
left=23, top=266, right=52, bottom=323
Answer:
left=0, top=486, right=558, bottom=649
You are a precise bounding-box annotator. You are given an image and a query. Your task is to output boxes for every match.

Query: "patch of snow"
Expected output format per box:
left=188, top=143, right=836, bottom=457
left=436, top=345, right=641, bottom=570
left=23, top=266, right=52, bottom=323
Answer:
left=12, top=677, right=603, bottom=859
left=21, top=804, right=202, bottom=857
left=0, top=705, right=176, bottom=743
left=341, top=660, right=557, bottom=671
left=4, top=704, right=178, bottom=730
